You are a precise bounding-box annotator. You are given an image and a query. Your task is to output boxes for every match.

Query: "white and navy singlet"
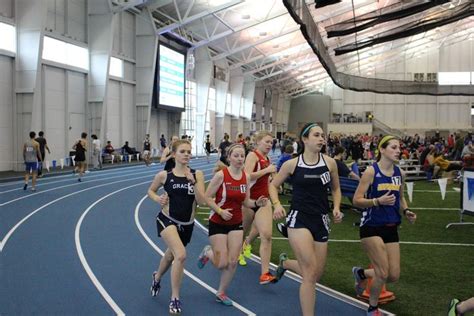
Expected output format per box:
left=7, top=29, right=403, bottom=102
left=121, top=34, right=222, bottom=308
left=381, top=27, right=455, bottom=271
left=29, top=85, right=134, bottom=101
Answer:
left=162, top=169, right=196, bottom=222
left=290, top=154, right=331, bottom=215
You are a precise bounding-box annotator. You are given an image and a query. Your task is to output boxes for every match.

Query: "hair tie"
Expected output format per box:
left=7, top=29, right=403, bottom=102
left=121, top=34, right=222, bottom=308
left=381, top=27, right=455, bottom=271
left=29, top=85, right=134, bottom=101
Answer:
left=301, top=123, right=319, bottom=138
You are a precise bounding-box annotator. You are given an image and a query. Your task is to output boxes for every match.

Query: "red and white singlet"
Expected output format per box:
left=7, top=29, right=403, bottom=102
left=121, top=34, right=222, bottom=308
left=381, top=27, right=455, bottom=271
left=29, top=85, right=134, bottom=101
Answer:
left=210, top=167, right=247, bottom=225
left=249, top=150, right=271, bottom=200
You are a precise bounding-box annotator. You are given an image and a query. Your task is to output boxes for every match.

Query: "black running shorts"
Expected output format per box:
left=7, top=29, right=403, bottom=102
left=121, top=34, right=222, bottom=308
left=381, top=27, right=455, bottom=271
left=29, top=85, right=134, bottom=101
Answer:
left=208, top=221, right=243, bottom=236
left=359, top=224, right=399, bottom=243
left=286, top=209, right=330, bottom=242
left=156, top=212, right=194, bottom=246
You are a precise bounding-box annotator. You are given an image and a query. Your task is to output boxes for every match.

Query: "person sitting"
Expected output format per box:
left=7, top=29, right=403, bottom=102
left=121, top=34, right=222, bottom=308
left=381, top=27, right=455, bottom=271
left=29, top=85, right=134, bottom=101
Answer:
left=105, top=141, right=115, bottom=154
left=276, top=145, right=294, bottom=172
left=432, top=150, right=462, bottom=178
left=121, top=141, right=137, bottom=155
left=333, top=146, right=360, bottom=180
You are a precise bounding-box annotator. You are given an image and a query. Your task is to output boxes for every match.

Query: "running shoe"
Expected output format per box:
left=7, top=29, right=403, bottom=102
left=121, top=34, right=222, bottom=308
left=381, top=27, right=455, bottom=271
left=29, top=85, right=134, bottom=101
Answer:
left=169, top=298, right=182, bottom=315
left=238, top=253, right=247, bottom=266
left=352, top=266, right=366, bottom=296
left=23, top=184, right=27, bottom=190
left=259, top=272, right=276, bottom=285
left=275, top=253, right=288, bottom=282
left=31, top=187, right=36, bottom=192
left=367, top=308, right=382, bottom=316
left=197, top=245, right=211, bottom=269
left=242, top=243, right=252, bottom=258
left=277, top=223, right=288, bottom=238
left=215, top=292, right=233, bottom=306
left=78, top=178, right=82, bottom=182
left=150, top=272, right=161, bottom=297
left=447, top=298, right=460, bottom=316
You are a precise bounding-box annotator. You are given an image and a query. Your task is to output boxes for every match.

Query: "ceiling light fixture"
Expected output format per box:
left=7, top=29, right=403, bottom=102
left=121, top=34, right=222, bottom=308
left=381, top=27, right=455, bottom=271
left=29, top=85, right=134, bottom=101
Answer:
left=241, top=14, right=251, bottom=19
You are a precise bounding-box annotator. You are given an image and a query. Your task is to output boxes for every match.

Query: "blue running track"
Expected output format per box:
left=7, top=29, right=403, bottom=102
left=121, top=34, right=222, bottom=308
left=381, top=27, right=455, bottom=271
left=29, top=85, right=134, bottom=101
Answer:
left=0, top=154, right=392, bottom=315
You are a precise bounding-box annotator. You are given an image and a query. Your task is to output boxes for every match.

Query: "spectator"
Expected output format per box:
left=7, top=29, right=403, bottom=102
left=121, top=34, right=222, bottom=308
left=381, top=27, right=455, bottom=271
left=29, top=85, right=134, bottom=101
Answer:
left=432, top=150, right=462, bottom=178
left=35, top=131, right=51, bottom=177
left=122, top=141, right=137, bottom=155
left=105, top=141, right=115, bottom=154
left=276, top=145, right=294, bottom=172
left=334, top=146, right=360, bottom=180
left=160, top=134, right=167, bottom=153
left=91, top=134, right=102, bottom=169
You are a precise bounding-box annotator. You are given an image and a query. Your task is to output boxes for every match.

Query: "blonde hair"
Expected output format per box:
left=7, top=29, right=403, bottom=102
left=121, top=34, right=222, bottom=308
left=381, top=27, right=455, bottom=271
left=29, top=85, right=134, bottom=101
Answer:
left=226, top=143, right=245, bottom=157
left=171, top=140, right=191, bottom=152
left=254, top=131, right=273, bottom=142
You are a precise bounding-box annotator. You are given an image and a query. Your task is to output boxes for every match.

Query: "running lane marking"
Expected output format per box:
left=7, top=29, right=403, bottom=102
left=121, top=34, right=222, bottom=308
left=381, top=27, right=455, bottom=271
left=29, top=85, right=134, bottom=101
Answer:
left=134, top=195, right=256, bottom=316
left=271, top=237, right=474, bottom=246
left=75, top=181, right=150, bottom=316
left=0, top=174, right=154, bottom=251
left=0, top=163, right=215, bottom=206
left=193, top=220, right=395, bottom=315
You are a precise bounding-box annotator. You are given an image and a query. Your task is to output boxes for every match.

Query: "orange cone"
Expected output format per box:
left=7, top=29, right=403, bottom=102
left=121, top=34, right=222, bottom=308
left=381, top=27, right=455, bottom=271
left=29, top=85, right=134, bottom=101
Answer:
left=357, top=266, right=396, bottom=304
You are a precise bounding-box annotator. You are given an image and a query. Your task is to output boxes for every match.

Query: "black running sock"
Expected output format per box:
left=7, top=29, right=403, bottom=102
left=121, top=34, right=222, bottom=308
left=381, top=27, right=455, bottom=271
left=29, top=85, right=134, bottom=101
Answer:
left=357, top=268, right=367, bottom=280
left=368, top=305, right=378, bottom=312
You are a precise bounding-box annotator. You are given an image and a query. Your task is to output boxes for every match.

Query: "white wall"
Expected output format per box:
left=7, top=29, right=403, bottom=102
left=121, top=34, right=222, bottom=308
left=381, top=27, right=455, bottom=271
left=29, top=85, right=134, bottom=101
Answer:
left=0, top=56, right=14, bottom=170
left=324, top=41, right=474, bottom=134
left=43, top=65, right=87, bottom=161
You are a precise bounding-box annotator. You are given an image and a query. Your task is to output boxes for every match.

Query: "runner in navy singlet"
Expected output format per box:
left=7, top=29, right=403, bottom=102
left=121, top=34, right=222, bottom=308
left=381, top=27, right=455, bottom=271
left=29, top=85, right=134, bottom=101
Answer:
left=269, top=123, right=343, bottom=316
left=148, top=140, right=206, bottom=315
left=352, top=135, right=416, bottom=316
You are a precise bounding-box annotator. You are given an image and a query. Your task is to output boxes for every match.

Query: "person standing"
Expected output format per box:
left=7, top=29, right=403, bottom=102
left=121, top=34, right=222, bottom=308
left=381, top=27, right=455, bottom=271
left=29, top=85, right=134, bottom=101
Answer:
left=269, top=123, right=342, bottom=316
left=160, top=134, right=167, bottom=156
left=23, top=131, right=42, bottom=191
left=161, top=135, right=179, bottom=171
left=91, top=134, right=102, bottom=170
left=197, top=143, right=268, bottom=305
left=204, top=134, right=211, bottom=163
left=351, top=135, right=417, bottom=316
left=35, top=131, right=50, bottom=177
left=148, top=140, right=206, bottom=315
left=143, top=134, right=152, bottom=166
left=73, top=132, right=88, bottom=182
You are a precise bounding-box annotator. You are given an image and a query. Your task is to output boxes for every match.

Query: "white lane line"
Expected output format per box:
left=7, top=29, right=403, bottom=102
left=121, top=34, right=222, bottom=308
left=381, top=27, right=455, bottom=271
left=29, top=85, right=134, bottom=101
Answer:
left=75, top=181, right=149, bottom=316
left=0, top=174, right=154, bottom=252
left=280, top=205, right=459, bottom=211
left=0, top=166, right=155, bottom=195
left=0, top=156, right=216, bottom=188
left=193, top=220, right=395, bottom=315
left=134, top=195, right=256, bottom=316
left=0, top=164, right=216, bottom=207
left=271, top=237, right=474, bottom=246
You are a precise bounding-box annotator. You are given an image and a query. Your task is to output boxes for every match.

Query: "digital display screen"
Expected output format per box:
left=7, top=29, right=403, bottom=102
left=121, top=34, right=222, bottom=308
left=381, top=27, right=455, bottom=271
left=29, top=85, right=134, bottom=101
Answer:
left=158, top=44, right=185, bottom=110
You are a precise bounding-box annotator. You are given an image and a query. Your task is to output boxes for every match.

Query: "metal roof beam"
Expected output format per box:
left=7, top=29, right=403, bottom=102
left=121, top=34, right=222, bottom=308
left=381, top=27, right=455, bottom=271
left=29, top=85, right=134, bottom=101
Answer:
left=155, top=0, right=244, bottom=34
left=212, top=26, right=300, bottom=61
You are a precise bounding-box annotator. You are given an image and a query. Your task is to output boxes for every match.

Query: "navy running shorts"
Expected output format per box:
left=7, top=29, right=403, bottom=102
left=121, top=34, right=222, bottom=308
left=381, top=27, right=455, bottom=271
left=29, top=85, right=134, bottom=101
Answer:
left=286, top=209, right=330, bottom=242
left=156, top=212, right=194, bottom=246
left=208, top=221, right=243, bottom=236
left=359, top=224, right=399, bottom=243
left=25, top=162, right=38, bottom=172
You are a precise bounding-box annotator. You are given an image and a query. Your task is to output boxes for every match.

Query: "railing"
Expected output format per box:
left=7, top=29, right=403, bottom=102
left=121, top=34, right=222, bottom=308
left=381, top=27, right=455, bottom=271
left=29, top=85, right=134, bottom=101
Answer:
left=372, top=118, right=405, bottom=138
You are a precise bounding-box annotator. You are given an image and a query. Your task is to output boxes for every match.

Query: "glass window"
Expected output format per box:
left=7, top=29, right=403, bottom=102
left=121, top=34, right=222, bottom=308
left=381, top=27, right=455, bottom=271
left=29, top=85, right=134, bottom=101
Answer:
left=207, top=87, right=216, bottom=112
left=438, top=72, right=471, bottom=85
left=0, top=22, right=16, bottom=53
left=225, top=92, right=232, bottom=115
left=109, top=57, right=123, bottom=78
left=42, top=36, right=88, bottom=70
left=231, top=96, right=240, bottom=117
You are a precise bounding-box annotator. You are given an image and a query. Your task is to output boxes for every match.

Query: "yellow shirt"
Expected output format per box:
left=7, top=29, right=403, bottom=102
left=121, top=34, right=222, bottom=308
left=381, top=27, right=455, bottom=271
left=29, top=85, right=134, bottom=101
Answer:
left=433, top=156, right=449, bottom=170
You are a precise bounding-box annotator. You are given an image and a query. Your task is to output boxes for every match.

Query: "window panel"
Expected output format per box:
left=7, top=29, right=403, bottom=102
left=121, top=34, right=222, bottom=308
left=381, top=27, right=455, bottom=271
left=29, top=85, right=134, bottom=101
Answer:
left=43, top=36, right=88, bottom=70
left=109, top=57, right=123, bottom=77
left=0, top=22, right=16, bottom=53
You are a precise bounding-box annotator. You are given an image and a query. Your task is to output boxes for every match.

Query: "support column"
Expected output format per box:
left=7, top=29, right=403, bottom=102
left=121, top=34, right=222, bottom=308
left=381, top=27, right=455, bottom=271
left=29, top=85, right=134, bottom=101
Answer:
left=254, top=85, right=264, bottom=131
left=242, top=76, right=255, bottom=136
left=194, top=46, right=212, bottom=156
left=136, top=7, right=158, bottom=144
left=214, top=59, right=229, bottom=142
left=15, top=0, right=46, bottom=170
left=229, top=68, right=244, bottom=139
left=88, top=0, right=115, bottom=145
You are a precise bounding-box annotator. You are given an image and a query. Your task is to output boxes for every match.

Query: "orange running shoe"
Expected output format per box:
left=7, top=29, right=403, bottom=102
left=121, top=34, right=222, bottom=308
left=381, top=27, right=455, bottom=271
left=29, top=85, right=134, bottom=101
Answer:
left=259, top=272, right=276, bottom=285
